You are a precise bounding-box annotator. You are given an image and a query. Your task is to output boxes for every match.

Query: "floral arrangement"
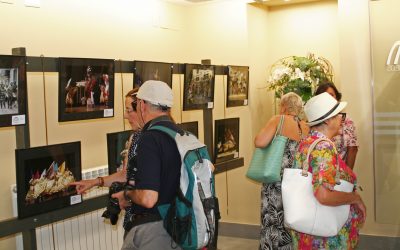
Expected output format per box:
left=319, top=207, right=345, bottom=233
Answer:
left=267, top=54, right=333, bottom=102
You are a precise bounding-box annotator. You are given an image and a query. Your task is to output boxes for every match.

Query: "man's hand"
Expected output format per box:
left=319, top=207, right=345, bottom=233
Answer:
left=111, top=191, right=131, bottom=210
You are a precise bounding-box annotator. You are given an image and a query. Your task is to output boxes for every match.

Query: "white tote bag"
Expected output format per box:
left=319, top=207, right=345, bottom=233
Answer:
left=282, top=138, right=354, bottom=237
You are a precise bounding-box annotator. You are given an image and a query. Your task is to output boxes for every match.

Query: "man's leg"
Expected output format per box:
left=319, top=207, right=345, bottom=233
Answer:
left=121, top=221, right=182, bottom=250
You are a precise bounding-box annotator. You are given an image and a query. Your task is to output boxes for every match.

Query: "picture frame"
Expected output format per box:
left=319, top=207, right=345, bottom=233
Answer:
left=133, top=60, right=173, bottom=87
left=177, top=121, right=199, bottom=138
left=214, top=118, right=240, bottom=163
left=15, top=141, right=82, bottom=219
left=227, top=65, right=249, bottom=107
left=0, top=55, right=27, bottom=127
left=106, top=130, right=132, bottom=175
left=58, top=57, right=115, bottom=122
left=183, top=64, right=215, bottom=111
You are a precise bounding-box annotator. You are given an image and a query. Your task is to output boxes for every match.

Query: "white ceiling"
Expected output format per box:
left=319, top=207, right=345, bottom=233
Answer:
left=167, top=0, right=325, bottom=7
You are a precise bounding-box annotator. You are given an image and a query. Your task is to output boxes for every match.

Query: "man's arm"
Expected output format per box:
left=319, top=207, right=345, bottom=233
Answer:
left=111, top=189, right=158, bottom=210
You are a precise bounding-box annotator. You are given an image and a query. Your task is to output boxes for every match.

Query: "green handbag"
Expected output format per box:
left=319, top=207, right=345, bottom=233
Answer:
left=246, top=115, right=288, bottom=183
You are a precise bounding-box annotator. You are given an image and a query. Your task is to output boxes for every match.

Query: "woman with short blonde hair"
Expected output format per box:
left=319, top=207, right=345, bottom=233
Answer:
left=255, top=92, right=309, bottom=250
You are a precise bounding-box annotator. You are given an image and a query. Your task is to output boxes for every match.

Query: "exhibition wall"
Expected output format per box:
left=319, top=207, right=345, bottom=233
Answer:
left=0, top=0, right=399, bottom=249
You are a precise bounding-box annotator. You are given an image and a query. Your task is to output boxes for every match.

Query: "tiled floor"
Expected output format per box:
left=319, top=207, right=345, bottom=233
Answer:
left=218, top=236, right=259, bottom=250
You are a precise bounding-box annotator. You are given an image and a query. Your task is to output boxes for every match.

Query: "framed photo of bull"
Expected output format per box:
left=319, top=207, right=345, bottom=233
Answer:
left=183, top=64, right=215, bottom=111
left=0, top=55, right=27, bottom=127
left=58, top=57, right=115, bottom=122
left=214, top=118, right=240, bottom=163
left=133, top=60, right=173, bottom=87
left=227, top=65, right=249, bottom=107
left=177, top=121, right=199, bottom=138
left=106, top=130, right=132, bottom=175
left=15, top=141, right=82, bottom=219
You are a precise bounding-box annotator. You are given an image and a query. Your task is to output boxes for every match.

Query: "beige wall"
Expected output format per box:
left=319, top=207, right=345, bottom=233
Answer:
left=0, top=0, right=399, bottom=249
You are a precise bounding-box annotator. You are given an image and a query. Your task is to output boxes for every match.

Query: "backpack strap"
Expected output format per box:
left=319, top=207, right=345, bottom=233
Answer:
left=302, top=137, right=340, bottom=185
left=149, top=125, right=177, bottom=139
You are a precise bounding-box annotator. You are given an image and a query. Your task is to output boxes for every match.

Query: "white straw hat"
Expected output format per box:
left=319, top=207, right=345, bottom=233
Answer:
left=137, top=80, right=173, bottom=108
left=304, top=92, right=347, bottom=126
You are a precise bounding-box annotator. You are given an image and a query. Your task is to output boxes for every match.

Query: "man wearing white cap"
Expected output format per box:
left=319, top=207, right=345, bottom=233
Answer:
left=112, top=80, right=182, bottom=250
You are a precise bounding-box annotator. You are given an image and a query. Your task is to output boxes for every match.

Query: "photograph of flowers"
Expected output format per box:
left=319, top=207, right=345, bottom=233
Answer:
left=267, top=54, right=333, bottom=102
left=177, top=121, right=199, bottom=138
left=133, top=60, right=173, bottom=87
left=58, top=57, right=115, bottom=122
left=214, top=118, right=240, bottom=163
left=183, top=64, right=215, bottom=111
left=0, top=55, right=27, bottom=127
left=227, top=65, right=249, bottom=107
left=107, top=130, right=132, bottom=175
left=15, top=141, right=82, bottom=219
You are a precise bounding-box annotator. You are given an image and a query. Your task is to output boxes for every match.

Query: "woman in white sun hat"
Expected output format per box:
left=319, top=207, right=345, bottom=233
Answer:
left=289, top=92, right=366, bottom=249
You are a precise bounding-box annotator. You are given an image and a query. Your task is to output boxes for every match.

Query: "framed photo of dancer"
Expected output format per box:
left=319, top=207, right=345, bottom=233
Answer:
left=183, top=64, right=215, bottom=111
left=227, top=65, right=249, bottom=107
left=214, top=118, right=240, bottom=163
left=177, top=121, right=199, bottom=138
left=133, top=60, right=173, bottom=87
left=58, top=57, right=115, bottom=122
left=0, top=55, right=27, bottom=127
left=106, top=130, right=132, bottom=175
left=15, top=141, right=82, bottom=219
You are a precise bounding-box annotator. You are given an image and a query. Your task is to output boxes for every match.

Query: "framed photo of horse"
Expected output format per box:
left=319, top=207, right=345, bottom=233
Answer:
left=58, top=57, right=115, bottom=122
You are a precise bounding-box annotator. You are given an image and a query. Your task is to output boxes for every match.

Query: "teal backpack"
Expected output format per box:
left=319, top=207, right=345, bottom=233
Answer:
left=150, top=125, right=220, bottom=250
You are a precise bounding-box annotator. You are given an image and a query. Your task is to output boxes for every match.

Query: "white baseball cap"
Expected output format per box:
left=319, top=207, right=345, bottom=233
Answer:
left=304, top=92, right=347, bottom=126
left=137, top=80, right=173, bottom=108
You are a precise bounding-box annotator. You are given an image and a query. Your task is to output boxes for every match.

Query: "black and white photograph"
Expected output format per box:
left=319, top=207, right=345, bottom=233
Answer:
left=214, top=118, right=240, bottom=163
left=15, top=142, right=82, bottom=219
left=177, top=121, right=199, bottom=138
left=58, top=57, right=115, bottom=122
left=183, top=64, right=215, bottom=111
left=227, top=65, right=249, bottom=107
left=133, top=60, right=173, bottom=87
left=0, top=55, right=27, bottom=127
left=107, top=130, right=132, bottom=175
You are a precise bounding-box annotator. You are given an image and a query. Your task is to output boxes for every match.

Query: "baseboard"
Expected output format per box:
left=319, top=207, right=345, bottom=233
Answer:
left=219, top=222, right=400, bottom=249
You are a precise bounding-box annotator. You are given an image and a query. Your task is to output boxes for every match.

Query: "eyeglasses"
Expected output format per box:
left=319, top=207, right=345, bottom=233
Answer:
left=131, top=100, right=137, bottom=111
left=338, top=112, right=346, bottom=122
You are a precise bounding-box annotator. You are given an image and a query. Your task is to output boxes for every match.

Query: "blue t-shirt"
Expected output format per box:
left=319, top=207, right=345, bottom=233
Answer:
left=131, top=116, right=181, bottom=215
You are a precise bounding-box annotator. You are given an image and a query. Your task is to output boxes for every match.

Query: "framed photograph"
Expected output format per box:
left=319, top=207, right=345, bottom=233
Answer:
left=15, top=141, right=82, bottom=219
left=106, top=130, right=132, bottom=175
left=183, top=64, right=215, bottom=111
left=133, top=60, right=173, bottom=87
left=227, top=65, right=249, bottom=107
left=177, top=121, right=199, bottom=138
left=58, top=57, right=115, bottom=122
left=0, top=55, right=27, bottom=127
left=214, top=118, right=240, bottom=163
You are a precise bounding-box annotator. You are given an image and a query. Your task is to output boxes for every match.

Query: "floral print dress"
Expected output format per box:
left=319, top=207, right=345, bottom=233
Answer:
left=332, top=116, right=358, bottom=161
left=290, top=130, right=364, bottom=250
left=260, top=138, right=299, bottom=250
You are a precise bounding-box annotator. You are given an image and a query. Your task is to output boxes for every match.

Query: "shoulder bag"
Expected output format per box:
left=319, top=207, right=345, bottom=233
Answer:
left=246, top=115, right=287, bottom=183
left=282, top=138, right=354, bottom=237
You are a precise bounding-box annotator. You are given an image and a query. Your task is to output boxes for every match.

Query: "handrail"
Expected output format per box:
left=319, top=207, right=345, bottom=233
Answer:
left=0, top=194, right=108, bottom=238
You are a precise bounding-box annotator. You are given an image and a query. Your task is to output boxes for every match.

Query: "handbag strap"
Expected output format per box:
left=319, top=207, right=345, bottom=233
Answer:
left=301, top=137, right=341, bottom=185
left=275, top=115, right=285, bottom=136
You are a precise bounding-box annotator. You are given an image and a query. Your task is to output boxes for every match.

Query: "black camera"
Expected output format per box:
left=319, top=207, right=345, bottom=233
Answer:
left=102, top=182, right=125, bottom=225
